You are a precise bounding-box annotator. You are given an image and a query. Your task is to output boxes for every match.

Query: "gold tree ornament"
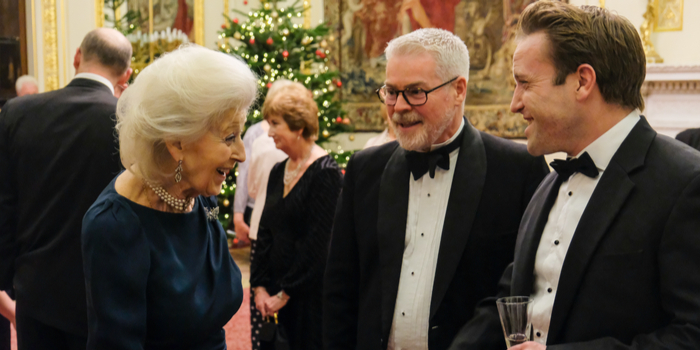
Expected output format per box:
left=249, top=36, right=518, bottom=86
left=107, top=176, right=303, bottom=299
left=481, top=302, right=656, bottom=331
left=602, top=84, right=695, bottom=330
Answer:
left=640, top=0, right=664, bottom=63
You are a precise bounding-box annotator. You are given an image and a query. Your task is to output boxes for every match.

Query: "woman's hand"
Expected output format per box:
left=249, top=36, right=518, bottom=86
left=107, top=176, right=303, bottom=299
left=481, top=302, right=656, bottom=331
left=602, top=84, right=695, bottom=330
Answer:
left=264, top=291, right=289, bottom=314
left=253, top=287, right=271, bottom=317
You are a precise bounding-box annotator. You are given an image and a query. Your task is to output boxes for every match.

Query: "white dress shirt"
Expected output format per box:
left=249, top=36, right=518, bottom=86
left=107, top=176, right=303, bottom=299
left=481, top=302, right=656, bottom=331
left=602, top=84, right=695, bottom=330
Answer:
left=73, top=72, right=114, bottom=95
left=247, top=131, right=287, bottom=240
left=233, top=121, right=266, bottom=214
left=363, top=128, right=395, bottom=149
left=530, top=110, right=641, bottom=344
left=388, top=119, right=464, bottom=350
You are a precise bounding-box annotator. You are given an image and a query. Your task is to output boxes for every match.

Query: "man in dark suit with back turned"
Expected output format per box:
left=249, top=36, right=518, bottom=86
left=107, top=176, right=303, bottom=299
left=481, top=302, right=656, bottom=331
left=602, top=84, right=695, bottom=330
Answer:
left=449, top=2, right=700, bottom=350
left=323, top=28, right=549, bottom=350
left=0, top=28, right=131, bottom=349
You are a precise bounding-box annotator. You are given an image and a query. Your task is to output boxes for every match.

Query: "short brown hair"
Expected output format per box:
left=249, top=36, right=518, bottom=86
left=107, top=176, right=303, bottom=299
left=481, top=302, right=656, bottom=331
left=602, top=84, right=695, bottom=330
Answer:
left=518, top=1, right=646, bottom=110
left=262, top=82, right=319, bottom=140
left=80, top=28, right=132, bottom=76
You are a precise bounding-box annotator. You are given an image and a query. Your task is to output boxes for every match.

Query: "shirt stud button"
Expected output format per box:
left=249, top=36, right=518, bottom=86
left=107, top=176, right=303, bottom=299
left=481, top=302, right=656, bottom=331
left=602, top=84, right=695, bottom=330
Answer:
left=554, top=240, right=560, bottom=245
left=411, top=272, right=414, bottom=276
left=421, top=233, right=424, bottom=237
left=402, top=312, right=405, bottom=316
left=537, top=332, right=542, bottom=337
left=547, top=287, right=553, bottom=293
left=568, top=191, right=573, bottom=196
left=427, top=193, right=431, bottom=197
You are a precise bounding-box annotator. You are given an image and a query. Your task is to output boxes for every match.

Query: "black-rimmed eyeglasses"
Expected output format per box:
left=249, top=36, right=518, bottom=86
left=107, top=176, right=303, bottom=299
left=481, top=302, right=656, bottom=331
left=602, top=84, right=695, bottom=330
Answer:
left=376, top=77, right=459, bottom=107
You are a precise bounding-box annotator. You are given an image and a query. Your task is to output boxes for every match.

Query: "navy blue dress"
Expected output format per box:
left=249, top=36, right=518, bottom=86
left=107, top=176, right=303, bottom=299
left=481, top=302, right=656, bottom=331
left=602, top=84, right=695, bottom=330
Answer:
left=82, top=176, right=243, bottom=350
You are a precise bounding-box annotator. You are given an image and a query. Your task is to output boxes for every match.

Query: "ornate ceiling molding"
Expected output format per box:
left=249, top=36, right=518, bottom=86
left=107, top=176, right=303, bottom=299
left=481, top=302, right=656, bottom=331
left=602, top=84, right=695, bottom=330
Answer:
left=643, top=64, right=700, bottom=96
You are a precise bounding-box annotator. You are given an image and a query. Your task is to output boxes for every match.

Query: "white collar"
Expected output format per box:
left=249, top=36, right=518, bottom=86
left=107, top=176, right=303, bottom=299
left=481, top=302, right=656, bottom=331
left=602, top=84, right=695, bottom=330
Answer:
left=430, top=118, right=465, bottom=152
left=577, top=109, right=641, bottom=171
left=73, top=73, right=115, bottom=95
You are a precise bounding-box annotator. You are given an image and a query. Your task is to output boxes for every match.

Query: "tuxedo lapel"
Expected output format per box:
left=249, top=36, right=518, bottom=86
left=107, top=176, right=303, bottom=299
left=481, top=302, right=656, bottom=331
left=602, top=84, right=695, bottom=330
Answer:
left=546, top=117, right=654, bottom=343
left=429, top=121, right=486, bottom=318
left=512, top=174, right=562, bottom=296
left=377, top=145, right=411, bottom=340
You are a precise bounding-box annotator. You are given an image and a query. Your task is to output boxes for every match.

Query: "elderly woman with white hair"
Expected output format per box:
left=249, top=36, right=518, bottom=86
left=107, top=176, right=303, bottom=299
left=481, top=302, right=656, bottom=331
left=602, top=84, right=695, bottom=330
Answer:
left=81, top=45, right=257, bottom=349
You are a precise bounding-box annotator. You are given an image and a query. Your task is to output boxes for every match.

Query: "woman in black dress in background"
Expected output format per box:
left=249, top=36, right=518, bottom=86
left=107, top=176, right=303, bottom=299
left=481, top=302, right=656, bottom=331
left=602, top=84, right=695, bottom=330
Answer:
left=250, top=82, right=342, bottom=350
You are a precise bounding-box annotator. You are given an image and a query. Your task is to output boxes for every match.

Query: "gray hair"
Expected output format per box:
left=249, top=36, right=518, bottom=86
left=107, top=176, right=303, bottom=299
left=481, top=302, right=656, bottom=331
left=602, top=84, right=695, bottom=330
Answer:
left=80, top=28, right=132, bottom=76
left=15, top=75, right=38, bottom=92
left=116, top=45, right=258, bottom=183
left=385, top=28, right=470, bottom=82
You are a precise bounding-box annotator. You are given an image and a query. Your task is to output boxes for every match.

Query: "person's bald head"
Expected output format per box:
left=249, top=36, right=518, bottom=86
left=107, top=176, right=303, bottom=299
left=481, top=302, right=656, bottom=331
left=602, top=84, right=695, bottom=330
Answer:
left=77, top=28, right=132, bottom=78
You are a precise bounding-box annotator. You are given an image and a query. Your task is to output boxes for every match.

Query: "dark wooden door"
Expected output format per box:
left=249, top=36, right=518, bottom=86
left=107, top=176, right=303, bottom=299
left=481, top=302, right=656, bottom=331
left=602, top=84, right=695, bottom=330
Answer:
left=0, top=0, right=28, bottom=107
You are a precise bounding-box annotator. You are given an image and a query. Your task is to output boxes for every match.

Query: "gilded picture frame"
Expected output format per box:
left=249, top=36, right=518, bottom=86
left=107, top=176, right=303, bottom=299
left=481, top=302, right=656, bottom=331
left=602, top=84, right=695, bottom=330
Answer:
left=325, top=0, right=567, bottom=137
left=654, top=0, right=683, bottom=32
left=96, top=0, right=204, bottom=45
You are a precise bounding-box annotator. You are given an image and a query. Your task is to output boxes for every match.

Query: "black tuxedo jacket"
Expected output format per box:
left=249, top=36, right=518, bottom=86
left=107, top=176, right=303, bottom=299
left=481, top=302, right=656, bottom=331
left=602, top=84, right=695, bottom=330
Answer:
left=676, top=127, right=700, bottom=151
left=450, top=117, right=700, bottom=350
left=0, top=78, right=122, bottom=335
left=323, top=120, right=549, bottom=350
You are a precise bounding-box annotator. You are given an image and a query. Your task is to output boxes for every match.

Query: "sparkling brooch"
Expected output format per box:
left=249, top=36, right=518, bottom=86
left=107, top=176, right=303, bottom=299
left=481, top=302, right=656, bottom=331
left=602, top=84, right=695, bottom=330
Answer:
left=205, top=206, right=220, bottom=221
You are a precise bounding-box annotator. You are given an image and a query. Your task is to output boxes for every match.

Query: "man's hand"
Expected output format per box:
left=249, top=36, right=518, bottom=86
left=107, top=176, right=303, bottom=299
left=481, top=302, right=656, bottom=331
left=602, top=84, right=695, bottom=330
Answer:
left=254, top=287, right=271, bottom=317
left=264, top=292, right=289, bottom=314
left=0, top=291, right=15, bottom=328
left=510, top=341, right=546, bottom=350
left=233, top=212, right=250, bottom=244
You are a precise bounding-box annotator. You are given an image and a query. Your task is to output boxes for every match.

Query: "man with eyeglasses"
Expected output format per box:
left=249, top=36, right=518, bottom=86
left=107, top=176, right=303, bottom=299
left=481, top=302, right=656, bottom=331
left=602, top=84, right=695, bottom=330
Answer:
left=323, top=28, right=549, bottom=350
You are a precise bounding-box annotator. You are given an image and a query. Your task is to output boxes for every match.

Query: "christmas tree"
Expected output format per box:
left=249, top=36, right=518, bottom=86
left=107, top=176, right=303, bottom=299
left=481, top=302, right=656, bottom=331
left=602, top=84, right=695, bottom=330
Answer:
left=216, top=0, right=354, bottom=230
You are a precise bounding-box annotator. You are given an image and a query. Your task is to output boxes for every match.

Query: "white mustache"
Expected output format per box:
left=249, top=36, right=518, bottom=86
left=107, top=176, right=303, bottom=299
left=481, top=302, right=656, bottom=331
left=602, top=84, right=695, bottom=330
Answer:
left=391, top=112, right=423, bottom=125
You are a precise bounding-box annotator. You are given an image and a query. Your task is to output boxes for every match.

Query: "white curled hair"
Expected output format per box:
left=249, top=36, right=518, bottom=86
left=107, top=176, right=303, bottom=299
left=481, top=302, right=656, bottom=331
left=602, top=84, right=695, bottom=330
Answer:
left=385, top=28, right=470, bottom=82
left=116, top=44, right=258, bottom=183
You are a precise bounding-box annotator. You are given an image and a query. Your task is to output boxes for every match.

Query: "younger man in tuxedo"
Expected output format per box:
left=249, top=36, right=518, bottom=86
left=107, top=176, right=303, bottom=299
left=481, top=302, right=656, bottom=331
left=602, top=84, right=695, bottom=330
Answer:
left=450, top=2, right=700, bottom=350
left=0, top=28, right=131, bottom=349
left=323, top=28, right=549, bottom=350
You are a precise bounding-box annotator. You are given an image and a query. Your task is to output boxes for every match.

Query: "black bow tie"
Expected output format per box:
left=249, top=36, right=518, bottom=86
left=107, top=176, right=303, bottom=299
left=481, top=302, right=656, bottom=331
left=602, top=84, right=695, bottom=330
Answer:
left=405, top=130, right=463, bottom=181
left=549, top=152, right=599, bottom=180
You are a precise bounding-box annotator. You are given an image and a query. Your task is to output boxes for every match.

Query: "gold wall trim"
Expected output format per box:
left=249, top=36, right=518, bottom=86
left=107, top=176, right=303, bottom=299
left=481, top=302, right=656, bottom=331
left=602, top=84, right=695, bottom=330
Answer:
left=43, top=0, right=59, bottom=91
left=194, top=0, right=204, bottom=45
left=303, top=0, right=311, bottom=29
left=95, top=0, right=103, bottom=27
left=32, top=0, right=38, bottom=76
left=224, top=0, right=229, bottom=16
left=148, top=0, right=154, bottom=60
left=655, top=0, right=683, bottom=32
left=599, top=0, right=605, bottom=8
left=60, top=0, right=67, bottom=86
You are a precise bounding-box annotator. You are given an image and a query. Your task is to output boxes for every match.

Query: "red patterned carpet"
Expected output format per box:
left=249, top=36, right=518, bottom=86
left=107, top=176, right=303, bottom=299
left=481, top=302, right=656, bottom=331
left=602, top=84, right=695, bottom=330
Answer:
left=9, top=289, right=252, bottom=350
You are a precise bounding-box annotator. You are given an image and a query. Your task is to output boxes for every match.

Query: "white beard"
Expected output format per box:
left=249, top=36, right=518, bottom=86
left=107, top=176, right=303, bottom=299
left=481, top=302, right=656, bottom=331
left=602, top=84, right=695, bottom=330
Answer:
left=391, top=109, right=456, bottom=151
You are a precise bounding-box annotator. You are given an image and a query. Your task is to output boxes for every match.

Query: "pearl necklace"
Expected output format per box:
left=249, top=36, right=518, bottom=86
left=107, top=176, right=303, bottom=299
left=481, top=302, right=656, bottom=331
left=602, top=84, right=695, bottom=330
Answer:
left=283, top=149, right=312, bottom=185
left=146, top=182, right=193, bottom=211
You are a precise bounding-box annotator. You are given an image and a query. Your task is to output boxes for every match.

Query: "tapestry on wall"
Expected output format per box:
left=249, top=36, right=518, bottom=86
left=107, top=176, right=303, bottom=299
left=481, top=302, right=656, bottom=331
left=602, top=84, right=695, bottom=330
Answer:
left=325, top=0, right=566, bottom=137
